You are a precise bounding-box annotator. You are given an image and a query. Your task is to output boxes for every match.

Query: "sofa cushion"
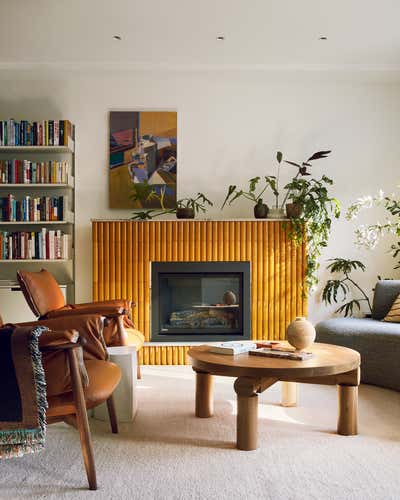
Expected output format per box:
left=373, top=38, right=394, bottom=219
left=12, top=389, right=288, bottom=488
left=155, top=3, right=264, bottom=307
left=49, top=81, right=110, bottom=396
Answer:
left=383, top=294, right=400, bottom=323
left=372, top=280, right=400, bottom=320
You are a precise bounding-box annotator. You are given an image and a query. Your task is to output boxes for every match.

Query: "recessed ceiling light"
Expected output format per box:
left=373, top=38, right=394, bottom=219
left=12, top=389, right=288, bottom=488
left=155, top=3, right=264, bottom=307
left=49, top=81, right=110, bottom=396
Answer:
left=319, top=36, right=328, bottom=40
left=216, top=35, right=225, bottom=41
left=113, top=35, right=122, bottom=41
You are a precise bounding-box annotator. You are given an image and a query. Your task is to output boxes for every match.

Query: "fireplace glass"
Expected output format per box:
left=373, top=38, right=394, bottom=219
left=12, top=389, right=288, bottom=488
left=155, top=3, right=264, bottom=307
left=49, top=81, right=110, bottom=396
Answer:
left=151, top=262, right=250, bottom=342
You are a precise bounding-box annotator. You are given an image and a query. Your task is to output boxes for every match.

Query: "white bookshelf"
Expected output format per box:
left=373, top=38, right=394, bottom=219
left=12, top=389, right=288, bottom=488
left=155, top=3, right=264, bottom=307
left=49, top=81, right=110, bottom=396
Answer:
left=0, top=136, right=75, bottom=301
left=0, top=145, right=74, bottom=153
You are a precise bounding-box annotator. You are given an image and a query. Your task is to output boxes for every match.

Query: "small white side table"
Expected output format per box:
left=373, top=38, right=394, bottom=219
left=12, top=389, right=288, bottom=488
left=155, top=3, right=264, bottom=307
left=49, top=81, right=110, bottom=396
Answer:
left=93, top=345, right=138, bottom=423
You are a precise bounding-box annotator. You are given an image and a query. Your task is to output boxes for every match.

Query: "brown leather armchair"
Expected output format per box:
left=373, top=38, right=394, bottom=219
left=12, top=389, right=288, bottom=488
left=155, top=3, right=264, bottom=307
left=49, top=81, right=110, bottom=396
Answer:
left=8, top=313, right=122, bottom=490
left=17, top=268, right=144, bottom=355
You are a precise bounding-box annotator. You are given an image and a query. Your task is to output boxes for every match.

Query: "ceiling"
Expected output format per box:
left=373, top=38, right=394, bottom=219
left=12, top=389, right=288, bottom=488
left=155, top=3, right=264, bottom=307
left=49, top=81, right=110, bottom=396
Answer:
left=1, top=0, right=400, bottom=69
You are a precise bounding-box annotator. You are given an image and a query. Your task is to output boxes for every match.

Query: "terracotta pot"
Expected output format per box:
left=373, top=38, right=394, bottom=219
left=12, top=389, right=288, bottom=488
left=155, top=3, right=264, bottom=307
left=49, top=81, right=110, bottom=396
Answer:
left=267, top=207, right=286, bottom=219
left=286, top=203, right=303, bottom=218
left=176, top=207, right=195, bottom=219
left=254, top=201, right=268, bottom=219
left=286, top=316, right=316, bottom=351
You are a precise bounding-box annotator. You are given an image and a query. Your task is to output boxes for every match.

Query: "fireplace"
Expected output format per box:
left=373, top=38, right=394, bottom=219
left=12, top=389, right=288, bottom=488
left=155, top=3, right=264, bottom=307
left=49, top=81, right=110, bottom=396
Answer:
left=151, top=262, right=251, bottom=342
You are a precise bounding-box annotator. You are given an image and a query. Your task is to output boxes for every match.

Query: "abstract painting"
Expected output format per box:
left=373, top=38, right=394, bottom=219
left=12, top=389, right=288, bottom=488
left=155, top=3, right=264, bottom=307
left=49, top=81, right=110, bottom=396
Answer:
left=109, top=111, right=177, bottom=209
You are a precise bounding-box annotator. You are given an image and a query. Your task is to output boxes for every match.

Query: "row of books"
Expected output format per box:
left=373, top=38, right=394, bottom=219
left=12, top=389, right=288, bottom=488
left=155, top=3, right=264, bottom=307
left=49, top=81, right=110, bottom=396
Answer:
left=0, top=160, right=71, bottom=185
left=0, top=195, right=67, bottom=222
left=0, top=119, right=74, bottom=148
left=0, top=229, right=70, bottom=260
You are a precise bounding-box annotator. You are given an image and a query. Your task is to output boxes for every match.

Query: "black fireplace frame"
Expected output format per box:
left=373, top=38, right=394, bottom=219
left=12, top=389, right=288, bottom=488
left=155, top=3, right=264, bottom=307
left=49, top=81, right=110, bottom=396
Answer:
left=151, top=261, right=251, bottom=342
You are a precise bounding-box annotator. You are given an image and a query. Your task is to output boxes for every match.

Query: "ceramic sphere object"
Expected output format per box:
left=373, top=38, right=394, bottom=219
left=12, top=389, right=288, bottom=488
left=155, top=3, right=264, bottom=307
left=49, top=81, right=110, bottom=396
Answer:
left=286, top=316, right=316, bottom=351
left=222, top=290, right=237, bottom=305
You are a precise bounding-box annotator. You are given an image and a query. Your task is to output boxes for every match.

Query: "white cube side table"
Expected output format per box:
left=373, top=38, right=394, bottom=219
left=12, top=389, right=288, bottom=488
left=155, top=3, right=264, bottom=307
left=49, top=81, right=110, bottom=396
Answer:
left=93, top=345, right=138, bottom=423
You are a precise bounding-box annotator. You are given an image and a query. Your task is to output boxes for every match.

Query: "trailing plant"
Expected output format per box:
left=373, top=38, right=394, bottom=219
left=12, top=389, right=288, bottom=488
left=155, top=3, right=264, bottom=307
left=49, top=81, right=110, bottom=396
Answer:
left=131, top=208, right=174, bottom=220
left=284, top=174, right=341, bottom=290
left=322, top=258, right=372, bottom=316
left=346, top=189, right=400, bottom=270
left=131, top=185, right=174, bottom=220
left=178, top=193, right=213, bottom=215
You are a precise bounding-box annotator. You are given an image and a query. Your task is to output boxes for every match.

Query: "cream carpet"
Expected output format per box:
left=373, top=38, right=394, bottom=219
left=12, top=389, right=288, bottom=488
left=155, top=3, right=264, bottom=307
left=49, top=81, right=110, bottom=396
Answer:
left=1, top=366, right=400, bottom=500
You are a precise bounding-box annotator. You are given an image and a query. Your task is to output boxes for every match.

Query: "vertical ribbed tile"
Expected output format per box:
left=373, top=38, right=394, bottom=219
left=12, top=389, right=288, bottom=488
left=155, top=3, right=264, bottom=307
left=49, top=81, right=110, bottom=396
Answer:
left=92, top=220, right=307, bottom=360
left=92, top=222, right=98, bottom=301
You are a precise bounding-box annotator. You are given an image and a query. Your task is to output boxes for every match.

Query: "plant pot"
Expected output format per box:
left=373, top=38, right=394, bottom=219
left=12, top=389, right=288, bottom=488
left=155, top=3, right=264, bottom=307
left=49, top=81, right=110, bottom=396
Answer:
left=176, top=207, right=195, bottom=219
left=253, top=201, right=268, bottom=219
left=286, top=203, right=303, bottom=218
left=286, top=316, right=316, bottom=351
left=267, top=207, right=286, bottom=219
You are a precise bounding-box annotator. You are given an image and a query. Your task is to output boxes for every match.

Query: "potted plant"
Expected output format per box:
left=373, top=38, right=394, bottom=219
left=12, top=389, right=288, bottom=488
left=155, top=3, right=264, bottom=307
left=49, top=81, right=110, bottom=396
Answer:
left=221, top=176, right=269, bottom=218
left=176, top=193, right=213, bottom=219
left=276, top=150, right=332, bottom=218
left=284, top=175, right=341, bottom=290
left=131, top=185, right=175, bottom=220
left=322, top=258, right=372, bottom=316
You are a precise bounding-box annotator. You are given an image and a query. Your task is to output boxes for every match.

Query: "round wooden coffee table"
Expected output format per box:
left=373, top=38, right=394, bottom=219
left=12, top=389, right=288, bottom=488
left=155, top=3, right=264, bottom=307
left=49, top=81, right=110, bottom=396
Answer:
left=188, top=343, right=361, bottom=450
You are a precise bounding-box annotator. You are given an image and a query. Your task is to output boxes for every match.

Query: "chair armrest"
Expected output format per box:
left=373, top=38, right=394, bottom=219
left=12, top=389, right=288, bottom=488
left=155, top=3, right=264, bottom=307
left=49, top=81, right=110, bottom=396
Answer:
left=75, top=299, right=135, bottom=310
left=46, top=306, right=127, bottom=319
left=39, top=329, right=80, bottom=348
left=17, top=314, right=108, bottom=362
left=40, top=335, right=89, bottom=388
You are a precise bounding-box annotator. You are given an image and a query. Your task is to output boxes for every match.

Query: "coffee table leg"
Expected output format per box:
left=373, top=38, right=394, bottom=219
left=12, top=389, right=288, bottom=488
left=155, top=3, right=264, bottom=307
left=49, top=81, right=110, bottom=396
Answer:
left=281, top=382, right=297, bottom=407
left=234, top=377, right=259, bottom=451
left=195, top=371, right=214, bottom=418
left=337, top=385, right=358, bottom=435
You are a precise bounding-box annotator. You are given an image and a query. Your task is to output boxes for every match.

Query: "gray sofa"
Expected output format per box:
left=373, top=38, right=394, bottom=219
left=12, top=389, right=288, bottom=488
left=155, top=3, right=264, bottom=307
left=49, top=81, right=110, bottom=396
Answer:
left=316, top=280, right=400, bottom=391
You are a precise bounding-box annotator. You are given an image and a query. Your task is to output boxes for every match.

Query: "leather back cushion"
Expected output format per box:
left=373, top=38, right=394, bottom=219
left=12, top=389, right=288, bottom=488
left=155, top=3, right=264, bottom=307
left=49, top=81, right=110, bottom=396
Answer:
left=17, top=269, right=66, bottom=317
left=372, top=280, right=400, bottom=320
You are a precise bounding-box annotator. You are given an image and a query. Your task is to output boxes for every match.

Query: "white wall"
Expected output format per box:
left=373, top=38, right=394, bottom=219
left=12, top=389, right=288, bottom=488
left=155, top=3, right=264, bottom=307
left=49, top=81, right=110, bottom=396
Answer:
left=1, top=68, right=399, bottom=322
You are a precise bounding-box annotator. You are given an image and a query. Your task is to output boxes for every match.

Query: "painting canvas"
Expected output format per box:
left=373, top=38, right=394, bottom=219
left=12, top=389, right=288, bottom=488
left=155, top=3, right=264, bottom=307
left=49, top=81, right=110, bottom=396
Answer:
left=109, top=111, right=177, bottom=209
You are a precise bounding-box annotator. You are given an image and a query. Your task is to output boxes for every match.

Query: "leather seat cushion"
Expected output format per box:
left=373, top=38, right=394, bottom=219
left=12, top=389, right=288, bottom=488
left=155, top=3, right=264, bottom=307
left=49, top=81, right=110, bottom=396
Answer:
left=47, top=360, right=121, bottom=417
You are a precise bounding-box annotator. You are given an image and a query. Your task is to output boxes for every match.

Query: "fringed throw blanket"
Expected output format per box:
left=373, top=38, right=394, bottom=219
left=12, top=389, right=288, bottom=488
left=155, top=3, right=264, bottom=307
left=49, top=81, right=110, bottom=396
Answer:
left=0, top=325, right=48, bottom=459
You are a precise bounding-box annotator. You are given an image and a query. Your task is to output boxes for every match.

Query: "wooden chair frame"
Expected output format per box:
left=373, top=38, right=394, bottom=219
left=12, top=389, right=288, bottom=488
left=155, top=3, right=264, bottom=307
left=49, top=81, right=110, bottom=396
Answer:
left=42, top=341, right=118, bottom=490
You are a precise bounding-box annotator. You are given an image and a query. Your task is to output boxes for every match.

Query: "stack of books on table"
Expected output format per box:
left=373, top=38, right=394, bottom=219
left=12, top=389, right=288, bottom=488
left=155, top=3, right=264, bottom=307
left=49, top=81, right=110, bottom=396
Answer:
left=208, top=342, right=257, bottom=355
left=208, top=341, right=314, bottom=361
left=249, top=345, right=314, bottom=361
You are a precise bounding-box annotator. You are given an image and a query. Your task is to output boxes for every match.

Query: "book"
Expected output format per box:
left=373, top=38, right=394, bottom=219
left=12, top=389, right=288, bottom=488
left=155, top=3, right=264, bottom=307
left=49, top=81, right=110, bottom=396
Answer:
left=249, top=348, right=314, bottom=361
left=209, top=342, right=257, bottom=355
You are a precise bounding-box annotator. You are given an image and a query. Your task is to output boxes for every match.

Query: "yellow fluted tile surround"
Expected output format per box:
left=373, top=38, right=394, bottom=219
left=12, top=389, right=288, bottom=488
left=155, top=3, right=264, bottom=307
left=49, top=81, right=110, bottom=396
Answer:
left=92, top=220, right=307, bottom=364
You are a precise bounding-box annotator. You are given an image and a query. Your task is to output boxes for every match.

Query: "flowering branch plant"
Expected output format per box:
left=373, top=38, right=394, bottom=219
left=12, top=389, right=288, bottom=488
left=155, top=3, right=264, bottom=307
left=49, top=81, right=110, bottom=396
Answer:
left=346, top=189, right=400, bottom=269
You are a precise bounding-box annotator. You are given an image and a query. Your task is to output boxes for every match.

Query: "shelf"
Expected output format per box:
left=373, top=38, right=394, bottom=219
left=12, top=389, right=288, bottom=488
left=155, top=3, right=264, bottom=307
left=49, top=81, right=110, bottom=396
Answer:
left=0, top=146, right=74, bottom=153
left=0, top=182, right=74, bottom=189
left=0, top=259, right=71, bottom=263
left=0, top=220, right=73, bottom=225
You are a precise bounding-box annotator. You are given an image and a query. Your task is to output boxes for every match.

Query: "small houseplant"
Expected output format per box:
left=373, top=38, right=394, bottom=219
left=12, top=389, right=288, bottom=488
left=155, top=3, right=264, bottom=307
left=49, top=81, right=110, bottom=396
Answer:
left=176, top=193, right=213, bottom=219
left=221, top=176, right=269, bottom=218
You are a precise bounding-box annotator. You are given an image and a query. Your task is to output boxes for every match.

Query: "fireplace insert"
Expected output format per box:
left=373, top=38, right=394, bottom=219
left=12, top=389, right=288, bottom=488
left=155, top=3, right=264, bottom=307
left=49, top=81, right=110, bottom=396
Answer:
left=151, top=262, right=250, bottom=342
